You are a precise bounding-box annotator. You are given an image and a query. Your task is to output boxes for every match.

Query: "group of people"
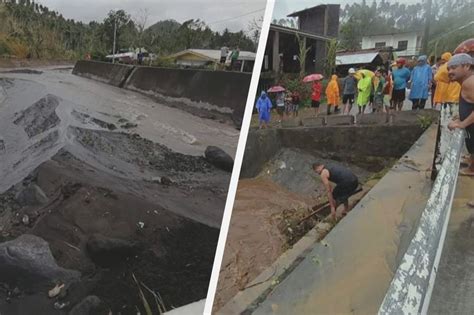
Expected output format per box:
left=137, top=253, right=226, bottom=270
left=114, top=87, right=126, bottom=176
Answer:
left=255, top=50, right=469, bottom=129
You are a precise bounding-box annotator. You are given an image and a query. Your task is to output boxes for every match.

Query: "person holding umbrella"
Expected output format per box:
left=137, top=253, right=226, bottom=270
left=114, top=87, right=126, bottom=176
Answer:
left=256, top=91, right=272, bottom=129
left=267, top=85, right=286, bottom=123
left=303, top=74, right=324, bottom=116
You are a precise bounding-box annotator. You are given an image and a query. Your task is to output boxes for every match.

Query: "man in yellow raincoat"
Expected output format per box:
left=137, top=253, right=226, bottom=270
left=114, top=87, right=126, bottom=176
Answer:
left=325, top=74, right=340, bottom=115
left=434, top=52, right=461, bottom=114
left=357, top=72, right=372, bottom=114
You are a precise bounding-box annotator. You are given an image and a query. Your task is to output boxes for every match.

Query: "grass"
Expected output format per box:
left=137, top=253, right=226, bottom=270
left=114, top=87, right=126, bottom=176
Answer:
left=132, top=273, right=167, bottom=315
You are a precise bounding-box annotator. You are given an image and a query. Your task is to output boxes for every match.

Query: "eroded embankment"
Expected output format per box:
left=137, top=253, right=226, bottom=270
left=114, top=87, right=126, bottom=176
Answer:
left=0, top=76, right=230, bottom=314
left=214, top=119, right=432, bottom=312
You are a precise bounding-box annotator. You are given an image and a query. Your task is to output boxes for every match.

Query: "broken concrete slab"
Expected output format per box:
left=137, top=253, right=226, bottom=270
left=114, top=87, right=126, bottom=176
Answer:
left=301, top=117, right=325, bottom=127
left=205, top=146, right=234, bottom=172
left=280, top=118, right=301, bottom=128
left=325, top=115, right=354, bottom=126
left=15, top=183, right=49, bottom=206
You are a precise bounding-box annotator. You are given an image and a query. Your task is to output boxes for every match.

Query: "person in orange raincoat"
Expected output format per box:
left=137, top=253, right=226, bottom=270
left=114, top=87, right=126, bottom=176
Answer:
left=434, top=52, right=461, bottom=114
left=325, top=74, right=340, bottom=115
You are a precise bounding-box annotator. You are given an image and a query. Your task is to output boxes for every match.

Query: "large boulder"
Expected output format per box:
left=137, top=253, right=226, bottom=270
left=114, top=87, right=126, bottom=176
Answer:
left=86, top=234, right=139, bottom=266
left=204, top=146, right=234, bottom=172
left=0, top=234, right=80, bottom=290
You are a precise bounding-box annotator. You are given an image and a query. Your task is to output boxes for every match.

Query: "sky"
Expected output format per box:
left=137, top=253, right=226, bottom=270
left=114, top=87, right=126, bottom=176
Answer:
left=273, top=0, right=418, bottom=20
left=36, top=0, right=267, bottom=33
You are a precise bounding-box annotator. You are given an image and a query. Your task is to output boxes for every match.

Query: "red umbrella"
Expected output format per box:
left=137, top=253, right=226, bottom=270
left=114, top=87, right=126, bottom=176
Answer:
left=454, top=38, right=474, bottom=55
left=267, top=85, right=286, bottom=93
left=303, top=73, right=324, bottom=82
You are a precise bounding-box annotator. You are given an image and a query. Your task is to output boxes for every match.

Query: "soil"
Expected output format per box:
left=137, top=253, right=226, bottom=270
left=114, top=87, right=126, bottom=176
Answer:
left=213, top=148, right=389, bottom=311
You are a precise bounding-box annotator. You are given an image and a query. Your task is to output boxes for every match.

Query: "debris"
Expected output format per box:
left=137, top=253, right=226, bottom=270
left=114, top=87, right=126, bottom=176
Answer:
left=137, top=222, right=145, bottom=229
left=53, top=301, right=70, bottom=309
left=21, top=214, right=29, bottom=226
left=280, top=161, right=287, bottom=169
left=48, top=283, right=65, bottom=298
left=161, top=176, right=173, bottom=186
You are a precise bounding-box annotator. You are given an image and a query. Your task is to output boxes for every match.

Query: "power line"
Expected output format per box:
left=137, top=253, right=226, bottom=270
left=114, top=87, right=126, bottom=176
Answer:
left=206, top=8, right=265, bottom=25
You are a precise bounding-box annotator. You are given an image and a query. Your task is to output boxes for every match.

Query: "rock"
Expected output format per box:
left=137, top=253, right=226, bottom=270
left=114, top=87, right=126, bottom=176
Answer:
left=204, top=146, right=234, bottom=172
left=21, top=215, right=29, bottom=226
left=15, top=184, right=49, bottom=206
left=0, top=235, right=80, bottom=290
left=121, top=122, right=138, bottom=129
left=161, top=176, right=173, bottom=186
left=69, top=296, right=102, bottom=315
left=86, top=234, right=139, bottom=266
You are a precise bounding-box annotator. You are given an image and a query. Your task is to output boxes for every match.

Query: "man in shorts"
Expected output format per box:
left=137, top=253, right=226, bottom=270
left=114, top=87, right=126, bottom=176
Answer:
left=447, top=54, right=474, bottom=176
left=392, top=58, right=411, bottom=111
left=312, top=162, right=359, bottom=220
left=342, top=68, right=357, bottom=114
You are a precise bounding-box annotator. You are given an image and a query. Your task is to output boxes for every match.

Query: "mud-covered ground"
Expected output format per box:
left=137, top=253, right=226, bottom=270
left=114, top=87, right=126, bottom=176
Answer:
left=214, top=148, right=394, bottom=311
left=0, top=70, right=233, bottom=314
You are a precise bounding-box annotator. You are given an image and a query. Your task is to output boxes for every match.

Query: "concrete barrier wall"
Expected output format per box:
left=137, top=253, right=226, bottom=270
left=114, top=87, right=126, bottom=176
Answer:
left=240, top=129, right=281, bottom=179
left=278, top=125, right=425, bottom=159
left=124, top=66, right=251, bottom=115
left=72, top=60, right=134, bottom=87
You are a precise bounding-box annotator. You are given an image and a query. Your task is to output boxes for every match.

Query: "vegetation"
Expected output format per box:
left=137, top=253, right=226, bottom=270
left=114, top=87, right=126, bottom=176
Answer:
left=274, top=0, right=473, bottom=57
left=0, top=0, right=257, bottom=60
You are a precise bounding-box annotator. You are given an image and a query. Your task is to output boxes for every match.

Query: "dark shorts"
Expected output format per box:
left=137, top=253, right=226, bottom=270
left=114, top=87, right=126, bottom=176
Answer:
left=392, top=89, right=406, bottom=103
left=276, top=106, right=285, bottom=115
left=369, top=94, right=374, bottom=103
left=466, top=126, right=474, bottom=154
left=412, top=99, right=427, bottom=110
left=332, top=180, right=358, bottom=204
left=220, top=56, right=226, bottom=63
left=312, top=100, right=321, bottom=108
left=342, top=94, right=355, bottom=105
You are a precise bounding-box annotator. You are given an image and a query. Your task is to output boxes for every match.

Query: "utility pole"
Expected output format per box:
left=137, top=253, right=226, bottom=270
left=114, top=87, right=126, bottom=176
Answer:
left=421, top=0, right=432, bottom=55
left=112, top=13, right=117, bottom=64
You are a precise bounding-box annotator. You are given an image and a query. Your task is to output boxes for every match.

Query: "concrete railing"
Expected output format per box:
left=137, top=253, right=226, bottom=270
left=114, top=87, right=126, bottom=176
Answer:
left=378, top=128, right=464, bottom=315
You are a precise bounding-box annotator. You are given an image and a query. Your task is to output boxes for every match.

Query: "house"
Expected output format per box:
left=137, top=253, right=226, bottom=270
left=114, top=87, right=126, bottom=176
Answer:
left=168, top=49, right=256, bottom=72
left=361, top=30, right=423, bottom=58
left=262, top=4, right=340, bottom=74
left=335, top=48, right=394, bottom=75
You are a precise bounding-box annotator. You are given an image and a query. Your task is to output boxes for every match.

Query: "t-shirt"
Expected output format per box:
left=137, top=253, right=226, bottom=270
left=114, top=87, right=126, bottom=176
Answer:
left=325, top=164, right=357, bottom=184
left=343, top=76, right=357, bottom=95
left=392, top=67, right=411, bottom=90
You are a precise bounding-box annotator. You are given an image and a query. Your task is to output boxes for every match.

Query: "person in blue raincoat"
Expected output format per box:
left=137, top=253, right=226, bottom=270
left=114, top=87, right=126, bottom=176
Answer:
left=256, top=91, right=272, bottom=129
left=409, top=55, right=433, bottom=110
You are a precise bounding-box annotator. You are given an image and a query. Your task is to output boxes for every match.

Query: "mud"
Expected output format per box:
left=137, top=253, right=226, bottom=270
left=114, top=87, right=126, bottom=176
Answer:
left=0, top=70, right=232, bottom=313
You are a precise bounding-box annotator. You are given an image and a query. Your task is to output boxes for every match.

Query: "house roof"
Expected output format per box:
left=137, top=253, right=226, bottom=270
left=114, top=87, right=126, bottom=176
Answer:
left=336, top=51, right=379, bottom=66
left=287, top=4, right=337, bottom=17
left=270, top=24, right=331, bottom=41
left=169, top=49, right=256, bottom=61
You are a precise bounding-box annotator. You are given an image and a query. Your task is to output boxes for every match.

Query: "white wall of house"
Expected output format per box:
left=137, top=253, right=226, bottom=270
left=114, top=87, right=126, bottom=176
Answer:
left=361, top=33, right=421, bottom=57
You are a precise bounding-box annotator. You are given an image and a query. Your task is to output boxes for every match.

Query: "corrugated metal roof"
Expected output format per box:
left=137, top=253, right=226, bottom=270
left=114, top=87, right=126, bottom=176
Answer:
left=336, top=52, right=379, bottom=65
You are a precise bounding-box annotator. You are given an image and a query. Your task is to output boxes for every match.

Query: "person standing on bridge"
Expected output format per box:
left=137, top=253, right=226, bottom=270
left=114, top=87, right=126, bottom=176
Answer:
left=311, top=79, right=322, bottom=116
left=256, top=91, right=272, bottom=129
left=409, top=55, right=432, bottom=110
left=447, top=54, right=474, bottom=178
left=391, top=58, right=411, bottom=111
left=325, top=74, right=340, bottom=115
left=312, top=162, right=359, bottom=220
left=434, top=52, right=461, bottom=115
left=356, top=71, right=372, bottom=114
left=342, top=68, right=357, bottom=114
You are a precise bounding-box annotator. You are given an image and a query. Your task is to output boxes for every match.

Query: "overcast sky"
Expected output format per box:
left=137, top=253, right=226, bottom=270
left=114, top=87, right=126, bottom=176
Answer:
left=273, top=0, right=419, bottom=20
left=36, top=0, right=267, bottom=32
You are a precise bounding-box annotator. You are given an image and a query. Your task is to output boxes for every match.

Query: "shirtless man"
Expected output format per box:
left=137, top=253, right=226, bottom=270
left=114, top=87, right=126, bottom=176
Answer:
left=447, top=53, right=474, bottom=207
left=312, top=162, right=359, bottom=220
